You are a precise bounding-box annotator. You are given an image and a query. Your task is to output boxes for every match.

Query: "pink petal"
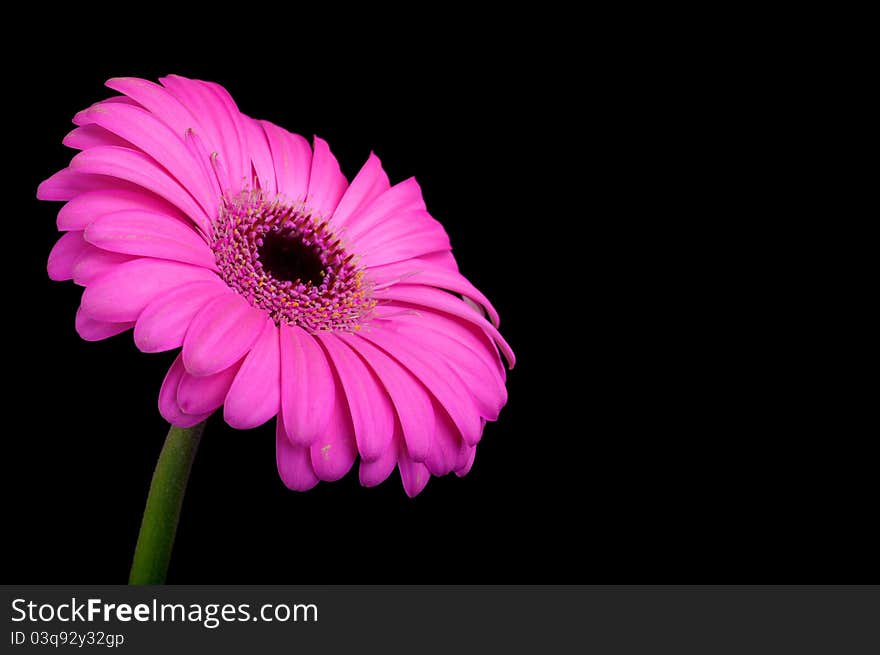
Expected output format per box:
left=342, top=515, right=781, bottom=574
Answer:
left=70, top=146, right=211, bottom=234
left=81, top=258, right=218, bottom=323
left=241, top=115, right=276, bottom=196
left=359, top=424, right=401, bottom=488
left=419, top=251, right=460, bottom=271
left=158, top=354, right=213, bottom=427
left=317, top=333, right=395, bottom=462
left=105, top=77, right=200, bottom=138
left=77, top=102, right=217, bottom=216
left=276, top=415, right=319, bottom=491
left=72, top=96, right=140, bottom=125
left=134, top=280, right=230, bottom=353
left=261, top=120, right=311, bottom=202
left=336, top=332, right=434, bottom=462
left=455, top=444, right=477, bottom=478
left=354, top=210, right=451, bottom=268
left=390, top=319, right=506, bottom=421
left=367, top=257, right=500, bottom=327
left=377, top=284, right=515, bottom=368
left=75, top=307, right=134, bottom=341
left=329, top=152, right=390, bottom=228
left=84, top=209, right=216, bottom=268
left=308, top=372, right=358, bottom=482
left=379, top=307, right=505, bottom=382
left=73, top=248, right=136, bottom=286
left=398, top=448, right=431, bottom=498
left=47, top=231, right=89, bottom=281
left=356, top=328, right=482, bottom=446
left=36, top=170, right=88, bottom=201
left=224, top=319, right=281, bottom=430
left=184, top=128, right=223, bottom=200
left=159, top=75, right=247, bottom=191
left=37, top=168, right=138, bottom=201
left=280, top=324, right=335, bottom=446
left=63, top=125, right=131, bottom=150
left=182, top=293, right=265, bottom=377
left=343, top=177, right=426, bottom=242
left=177, top=362, right=241, bottom=415
left=200, top=79, right=252, bottom=190
left=57, top=188, right=189, bottom=231
left=306, top=136, right=347, bottom=218
left=425, top=402, right=468, bottom=476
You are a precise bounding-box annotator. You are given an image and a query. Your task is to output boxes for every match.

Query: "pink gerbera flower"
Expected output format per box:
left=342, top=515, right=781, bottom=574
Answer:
left=39, top=75, right=514, bottom=498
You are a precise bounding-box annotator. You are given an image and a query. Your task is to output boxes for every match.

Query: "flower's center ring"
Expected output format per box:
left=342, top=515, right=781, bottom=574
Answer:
left=212, top=190, right=375, bottom=332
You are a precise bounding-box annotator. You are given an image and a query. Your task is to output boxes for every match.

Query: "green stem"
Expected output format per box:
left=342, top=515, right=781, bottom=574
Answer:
left=129, top=421, right=205, bottom=585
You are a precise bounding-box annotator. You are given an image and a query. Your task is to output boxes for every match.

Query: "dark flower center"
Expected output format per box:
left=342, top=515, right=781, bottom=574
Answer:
left=257, top=231, right=325, bottom=286
left=212, top=190, right=376, bottom=332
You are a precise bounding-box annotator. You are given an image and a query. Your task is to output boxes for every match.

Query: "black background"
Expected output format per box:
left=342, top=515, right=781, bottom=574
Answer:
left=2, top=31, right=875, bottom=583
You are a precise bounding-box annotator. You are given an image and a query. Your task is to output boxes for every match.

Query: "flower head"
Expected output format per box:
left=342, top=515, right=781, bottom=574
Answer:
left=39, top=75, right=514, bottom=497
